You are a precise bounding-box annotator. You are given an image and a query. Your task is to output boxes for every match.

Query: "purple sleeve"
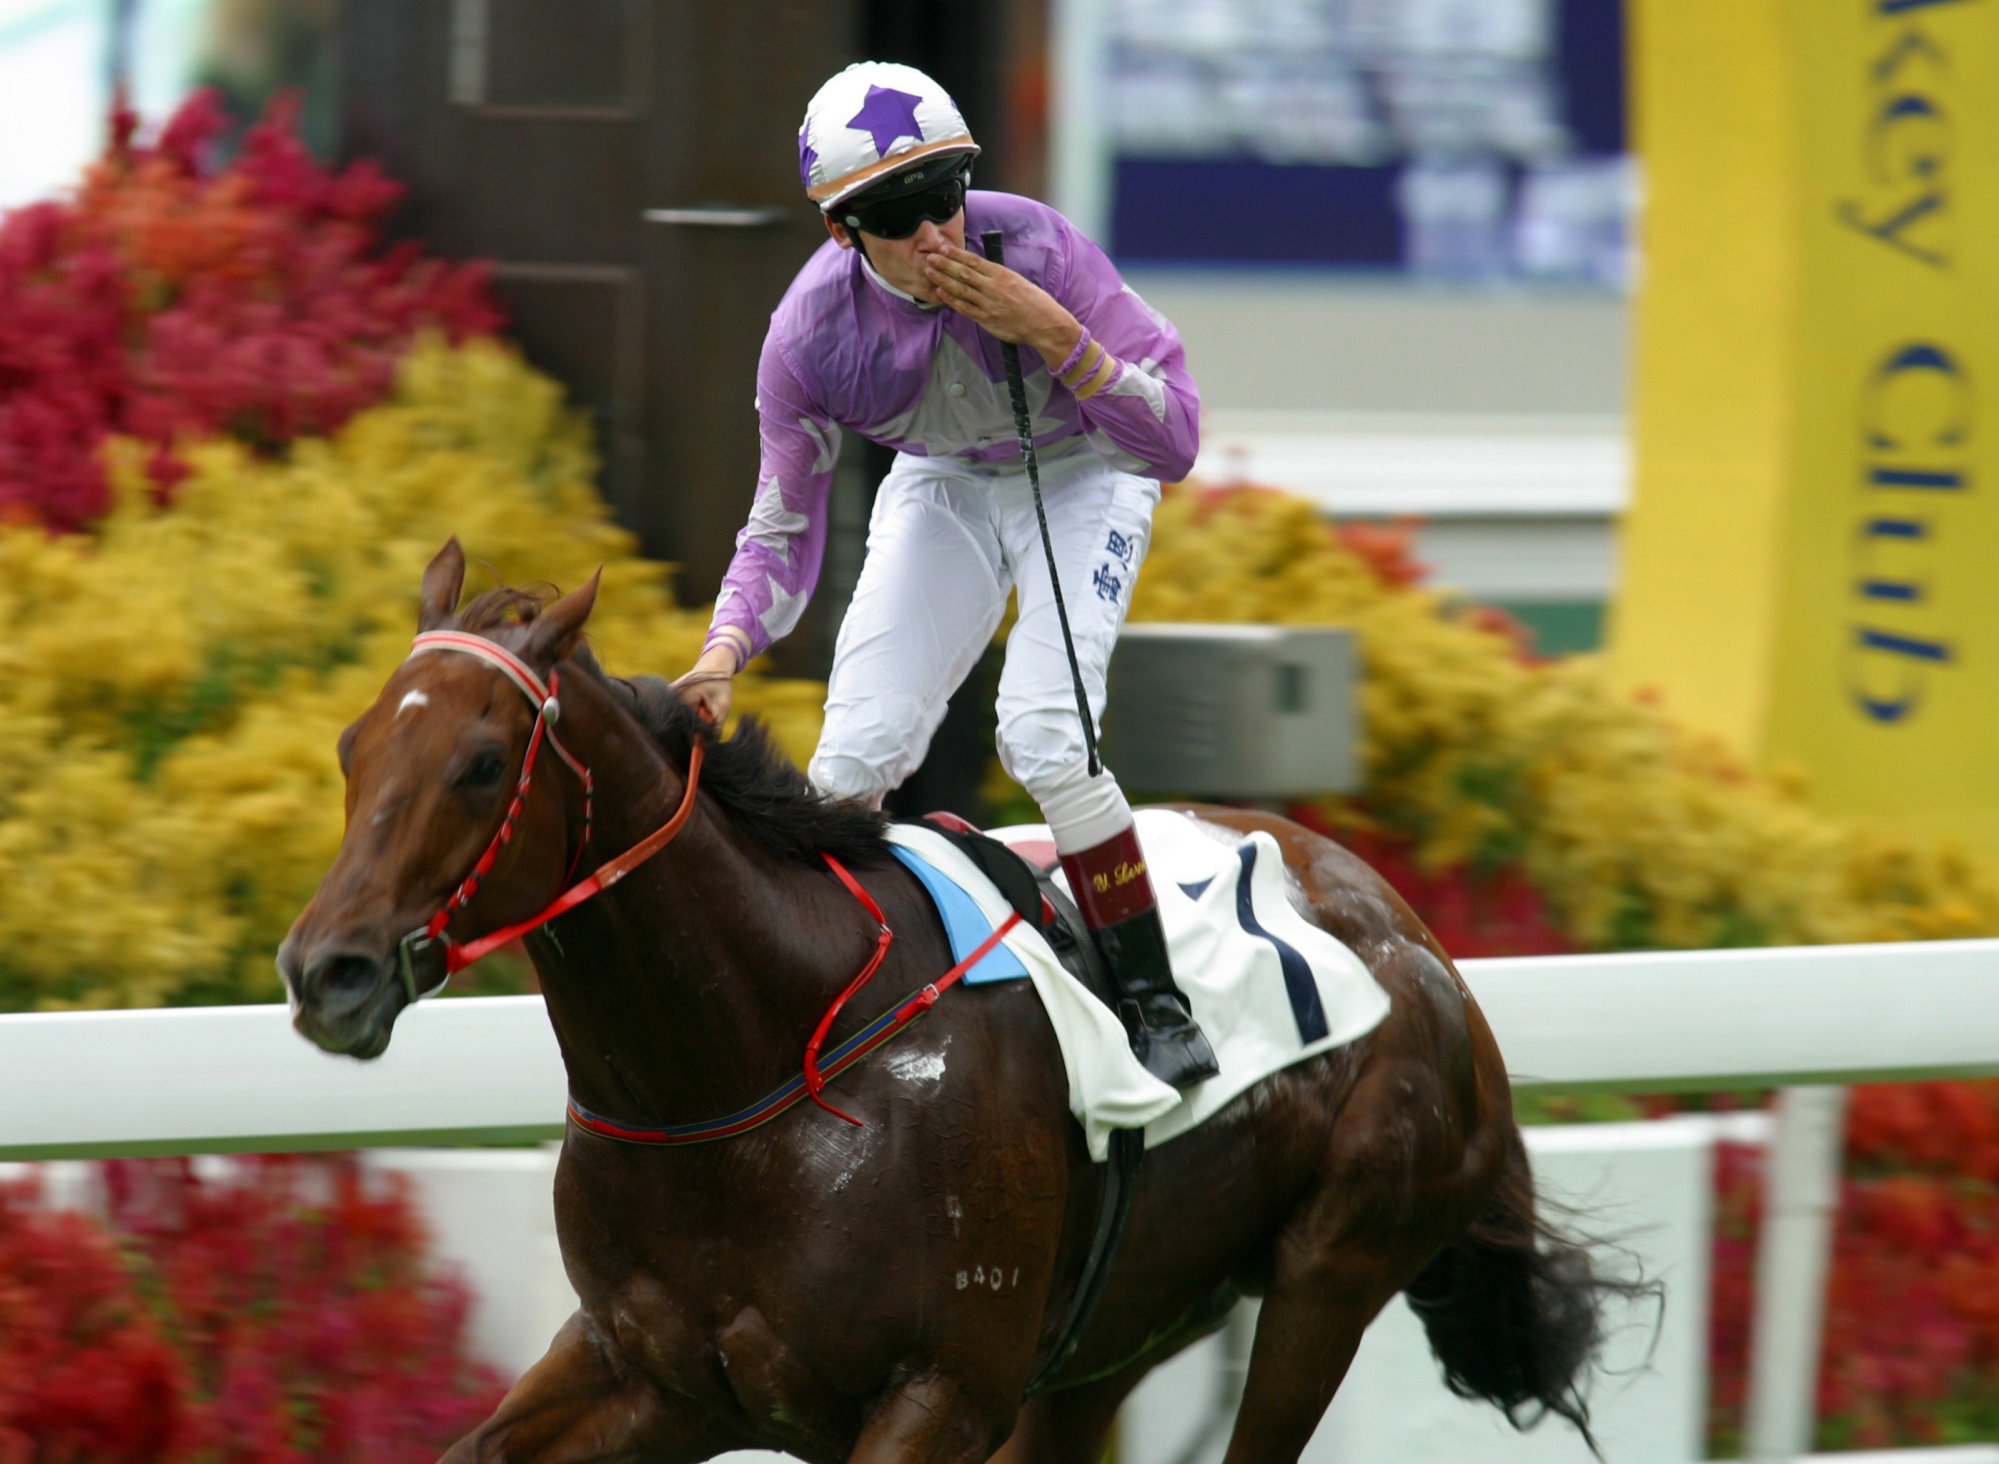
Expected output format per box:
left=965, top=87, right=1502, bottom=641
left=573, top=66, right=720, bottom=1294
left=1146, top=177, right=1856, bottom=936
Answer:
left=1049, top=224, right=1201, bottom=482
left=704, top=333, right=841, bottom=668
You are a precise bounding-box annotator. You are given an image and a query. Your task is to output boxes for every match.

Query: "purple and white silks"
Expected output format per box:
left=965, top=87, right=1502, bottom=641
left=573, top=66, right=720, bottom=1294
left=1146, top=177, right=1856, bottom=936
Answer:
left=705, top=190, right=1201, bottom=668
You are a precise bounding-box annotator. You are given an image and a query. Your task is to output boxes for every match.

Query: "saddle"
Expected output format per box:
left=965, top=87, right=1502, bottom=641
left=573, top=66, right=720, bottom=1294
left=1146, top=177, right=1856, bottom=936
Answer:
left=913, top=812, right=1120, bottom=1016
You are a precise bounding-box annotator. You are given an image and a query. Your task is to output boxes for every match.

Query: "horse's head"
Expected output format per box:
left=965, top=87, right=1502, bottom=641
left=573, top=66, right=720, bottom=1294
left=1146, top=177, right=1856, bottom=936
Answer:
left=278, top=538, right=600, bottom=1058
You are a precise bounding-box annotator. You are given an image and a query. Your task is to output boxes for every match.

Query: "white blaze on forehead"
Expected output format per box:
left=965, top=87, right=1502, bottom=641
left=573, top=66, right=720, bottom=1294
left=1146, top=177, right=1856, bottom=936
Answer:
left=396, top=689, right=431, bottom=717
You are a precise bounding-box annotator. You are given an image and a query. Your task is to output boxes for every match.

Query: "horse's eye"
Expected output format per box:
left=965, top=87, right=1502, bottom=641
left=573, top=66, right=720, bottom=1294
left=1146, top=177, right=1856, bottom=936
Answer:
left=461, top=750, right=509, bottom=789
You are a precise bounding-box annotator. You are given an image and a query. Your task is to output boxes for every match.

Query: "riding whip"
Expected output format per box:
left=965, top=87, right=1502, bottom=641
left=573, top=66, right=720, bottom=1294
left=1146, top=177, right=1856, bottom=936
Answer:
left=980, top=229, right=1101, bottom=777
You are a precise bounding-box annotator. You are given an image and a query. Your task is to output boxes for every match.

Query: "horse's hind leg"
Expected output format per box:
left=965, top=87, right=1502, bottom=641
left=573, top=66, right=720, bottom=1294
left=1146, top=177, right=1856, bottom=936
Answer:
left=1214, top=1242, right=1408, bottom=1464
left=1218, top=1095, right=1472, bottom=1462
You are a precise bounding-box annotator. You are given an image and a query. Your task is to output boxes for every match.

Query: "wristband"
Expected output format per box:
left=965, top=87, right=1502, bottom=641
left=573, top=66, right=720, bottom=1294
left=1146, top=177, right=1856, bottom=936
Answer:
left=1054, top=326, right=1095, bottom=381
left=1057, top=332, right=1121, bottom=401
left=703, top=627, right=752, bottom=673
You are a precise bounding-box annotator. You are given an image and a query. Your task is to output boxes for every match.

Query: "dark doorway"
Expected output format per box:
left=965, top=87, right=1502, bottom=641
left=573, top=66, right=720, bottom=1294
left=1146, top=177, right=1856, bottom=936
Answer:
left=337, top=0, right=861, bottom=600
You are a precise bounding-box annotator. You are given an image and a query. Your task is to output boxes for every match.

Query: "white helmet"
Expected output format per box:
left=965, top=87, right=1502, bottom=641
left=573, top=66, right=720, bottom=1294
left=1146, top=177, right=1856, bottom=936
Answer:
left=798, top=61, right=981, bottom=213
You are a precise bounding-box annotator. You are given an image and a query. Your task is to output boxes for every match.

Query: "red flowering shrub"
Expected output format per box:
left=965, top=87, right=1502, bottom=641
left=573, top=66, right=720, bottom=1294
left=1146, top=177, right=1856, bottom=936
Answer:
left=0, top=1175, right=185, bottom=1460
left=1848, top=1079, right=1999, bottom=1185
left=1283, top=800, right=1574, bottom=959
left=0, top=89, right=503, bottom=531
left=0, top=1157, right=505, bottom=1461
left=1708, top=1092, right=1999, bottom=1454
left=1332, top=517, right=1430, bottom=590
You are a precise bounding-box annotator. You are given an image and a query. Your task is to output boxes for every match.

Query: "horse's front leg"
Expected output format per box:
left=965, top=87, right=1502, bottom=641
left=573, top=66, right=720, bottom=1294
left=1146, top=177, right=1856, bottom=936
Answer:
left=845, top=1369, right=1013, bottom=1463
left=441, top=1312, right=722, bottom=1464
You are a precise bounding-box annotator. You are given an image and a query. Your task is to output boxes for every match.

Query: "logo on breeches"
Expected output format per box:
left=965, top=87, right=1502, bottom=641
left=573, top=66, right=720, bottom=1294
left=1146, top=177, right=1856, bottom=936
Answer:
left=1093, top=529, right=1137, bottom=604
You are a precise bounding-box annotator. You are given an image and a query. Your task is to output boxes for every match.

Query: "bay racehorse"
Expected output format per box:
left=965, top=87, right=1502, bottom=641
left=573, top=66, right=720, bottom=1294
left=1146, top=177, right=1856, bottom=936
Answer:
left=279, top=539, right=1644, bottom=1463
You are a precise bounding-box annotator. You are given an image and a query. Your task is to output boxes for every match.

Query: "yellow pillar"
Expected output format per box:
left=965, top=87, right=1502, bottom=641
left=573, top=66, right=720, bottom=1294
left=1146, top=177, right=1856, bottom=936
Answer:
left=1613, top=0, right=1999, bottom=855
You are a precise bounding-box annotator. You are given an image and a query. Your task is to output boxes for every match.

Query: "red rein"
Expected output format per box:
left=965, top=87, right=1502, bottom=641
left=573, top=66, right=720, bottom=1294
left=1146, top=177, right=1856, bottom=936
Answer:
left=806, top=857, right=1024, bottom=1128
left=807, top=856, right=897, bottom=1124
left=444, top=736, right=706, bottom=971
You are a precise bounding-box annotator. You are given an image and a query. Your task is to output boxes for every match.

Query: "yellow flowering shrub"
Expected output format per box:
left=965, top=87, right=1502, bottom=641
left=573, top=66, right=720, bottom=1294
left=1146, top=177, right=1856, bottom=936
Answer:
left=0, top=338, right=822, bottom=1011
left=1131, top=483, right=1999, bottom=952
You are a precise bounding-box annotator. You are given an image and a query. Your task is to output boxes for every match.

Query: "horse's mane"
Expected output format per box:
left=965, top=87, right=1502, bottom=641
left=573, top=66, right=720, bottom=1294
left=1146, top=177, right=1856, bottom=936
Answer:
left=453, top=587, right=889, bottom=867
left=613, top=665, right=890, bottom=867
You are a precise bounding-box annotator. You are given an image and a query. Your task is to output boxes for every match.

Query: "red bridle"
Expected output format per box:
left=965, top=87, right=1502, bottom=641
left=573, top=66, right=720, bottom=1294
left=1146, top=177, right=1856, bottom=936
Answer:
left=394, top=630, right=704, bottom=1000
left=393, top=631, right=1015, bottom=1142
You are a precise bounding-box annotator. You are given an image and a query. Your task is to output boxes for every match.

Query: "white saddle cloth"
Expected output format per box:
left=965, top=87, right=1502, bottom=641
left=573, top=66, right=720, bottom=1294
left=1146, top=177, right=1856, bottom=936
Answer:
left=883, top=808, right=1392, bottom=1161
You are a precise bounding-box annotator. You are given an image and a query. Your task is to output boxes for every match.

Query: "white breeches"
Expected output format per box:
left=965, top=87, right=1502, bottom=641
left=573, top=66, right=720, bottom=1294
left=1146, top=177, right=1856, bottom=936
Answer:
left=809, top=441, right=1158, bottom=844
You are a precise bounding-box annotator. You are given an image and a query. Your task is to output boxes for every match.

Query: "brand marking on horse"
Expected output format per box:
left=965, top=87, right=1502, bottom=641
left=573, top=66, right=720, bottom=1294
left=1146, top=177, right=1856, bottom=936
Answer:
left=955, top=1265, right=1022, bottom=1293
left=396, top=689, right=430, bottom=716
left=946, top=1195, right=963, bottom=1237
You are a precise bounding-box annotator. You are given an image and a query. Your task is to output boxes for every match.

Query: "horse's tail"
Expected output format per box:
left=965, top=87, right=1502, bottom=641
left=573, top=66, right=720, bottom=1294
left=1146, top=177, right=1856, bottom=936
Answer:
left=1402, top=1127, right=1656, bottom=1460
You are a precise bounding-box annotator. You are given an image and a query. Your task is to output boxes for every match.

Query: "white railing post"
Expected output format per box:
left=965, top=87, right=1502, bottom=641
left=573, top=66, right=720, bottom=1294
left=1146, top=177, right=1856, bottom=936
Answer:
left=1745, top=1084, right=1849, bottom=1462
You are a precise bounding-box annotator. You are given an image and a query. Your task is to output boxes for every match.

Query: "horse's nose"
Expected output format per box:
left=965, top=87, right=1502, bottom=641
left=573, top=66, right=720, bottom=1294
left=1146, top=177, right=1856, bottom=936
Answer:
left=296, top=942, right=390, bottom=1009
left=276, top=934, right=304, bottom=997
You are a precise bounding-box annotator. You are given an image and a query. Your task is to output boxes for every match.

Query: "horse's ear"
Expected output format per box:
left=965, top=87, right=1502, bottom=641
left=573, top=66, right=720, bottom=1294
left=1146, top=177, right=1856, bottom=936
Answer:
left=523, top=566, right=601, bottom=666
left=419, top=538, right=466, bottom=630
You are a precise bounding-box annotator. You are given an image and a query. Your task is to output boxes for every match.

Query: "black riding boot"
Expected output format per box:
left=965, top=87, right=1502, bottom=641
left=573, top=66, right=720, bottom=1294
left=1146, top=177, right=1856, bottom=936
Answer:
left=1092, top=901, right=1220, bottom=1090
left=1060, top=829, right=1220, bottom=1091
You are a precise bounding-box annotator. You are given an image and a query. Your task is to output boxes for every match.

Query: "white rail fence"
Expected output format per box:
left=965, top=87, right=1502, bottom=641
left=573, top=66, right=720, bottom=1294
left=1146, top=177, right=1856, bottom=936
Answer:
left=3, top=939, right=1997, bottom=1463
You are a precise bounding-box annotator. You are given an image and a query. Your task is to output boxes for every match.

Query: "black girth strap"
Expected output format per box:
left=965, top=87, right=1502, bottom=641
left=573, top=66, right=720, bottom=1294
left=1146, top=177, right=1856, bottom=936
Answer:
left=1028, top=1124, right=1145, bottom=1395
left=913, top=820, right=1148, bottom=1395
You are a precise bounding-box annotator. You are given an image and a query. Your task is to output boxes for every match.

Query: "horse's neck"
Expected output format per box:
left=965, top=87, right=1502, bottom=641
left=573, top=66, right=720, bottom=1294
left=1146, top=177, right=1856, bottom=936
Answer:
left=526, top=709, right=863, bottom=1126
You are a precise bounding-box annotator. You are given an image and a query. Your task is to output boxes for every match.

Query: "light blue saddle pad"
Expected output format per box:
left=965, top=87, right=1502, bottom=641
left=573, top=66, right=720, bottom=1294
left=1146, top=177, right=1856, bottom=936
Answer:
left=888, top=845, right=1031, bottom=985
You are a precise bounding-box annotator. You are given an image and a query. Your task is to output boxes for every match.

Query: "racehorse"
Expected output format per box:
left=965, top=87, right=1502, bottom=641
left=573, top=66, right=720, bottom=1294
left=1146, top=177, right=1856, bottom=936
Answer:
left=278, top=539, right=1642, bottom=1464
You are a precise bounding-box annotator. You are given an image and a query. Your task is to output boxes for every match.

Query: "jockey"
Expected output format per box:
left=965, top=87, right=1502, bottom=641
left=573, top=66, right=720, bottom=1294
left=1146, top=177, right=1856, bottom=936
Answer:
left=675, top=61, right=1217, bottom=1092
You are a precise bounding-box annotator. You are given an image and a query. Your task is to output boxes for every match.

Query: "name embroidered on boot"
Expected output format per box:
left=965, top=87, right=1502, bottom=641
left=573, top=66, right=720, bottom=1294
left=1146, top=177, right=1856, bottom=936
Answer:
left=1090, top=859, right=1147, bottom=896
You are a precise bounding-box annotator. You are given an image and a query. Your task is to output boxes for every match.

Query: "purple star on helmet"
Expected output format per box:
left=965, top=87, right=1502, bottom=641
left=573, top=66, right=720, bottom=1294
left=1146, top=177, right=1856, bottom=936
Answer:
left=798, top=137, right=818, bottom=188
left=847, top=85, right=925, bottom=159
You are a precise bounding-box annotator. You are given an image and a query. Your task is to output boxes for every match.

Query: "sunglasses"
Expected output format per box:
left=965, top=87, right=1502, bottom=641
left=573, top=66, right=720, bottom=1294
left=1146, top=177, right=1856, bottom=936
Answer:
left=839, top=161, right=971, bottom=240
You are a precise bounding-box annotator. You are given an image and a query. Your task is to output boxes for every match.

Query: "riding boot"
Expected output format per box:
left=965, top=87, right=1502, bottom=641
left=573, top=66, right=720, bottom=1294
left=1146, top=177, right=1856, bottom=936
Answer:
left=1060, top=827, right=1220, bottom=1091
